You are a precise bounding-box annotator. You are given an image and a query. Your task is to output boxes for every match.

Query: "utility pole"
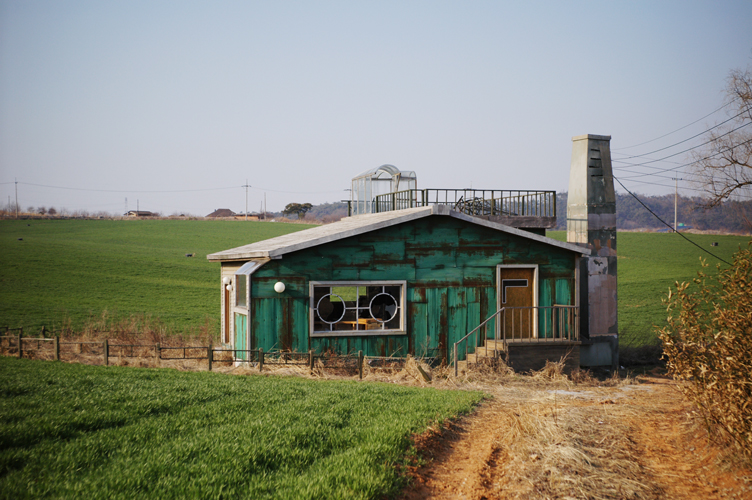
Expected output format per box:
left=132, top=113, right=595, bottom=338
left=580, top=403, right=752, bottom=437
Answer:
left=15, top=178, right=18, bottom=219
left=242, top=180, right=251, bottom=221
left=672, top=177, right=682, bottom=233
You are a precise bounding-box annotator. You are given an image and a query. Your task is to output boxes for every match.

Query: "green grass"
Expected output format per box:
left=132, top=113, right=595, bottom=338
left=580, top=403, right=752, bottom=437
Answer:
left=0, top=219, right=313, bottom=334
left=548, top=231, right=750, bottom=346
left=0, top=357, right=483, bottom=499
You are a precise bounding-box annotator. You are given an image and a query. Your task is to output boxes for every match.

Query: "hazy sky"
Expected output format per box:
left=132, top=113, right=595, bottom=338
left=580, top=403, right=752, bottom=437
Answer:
left=1, top=1, right=751, bottom=215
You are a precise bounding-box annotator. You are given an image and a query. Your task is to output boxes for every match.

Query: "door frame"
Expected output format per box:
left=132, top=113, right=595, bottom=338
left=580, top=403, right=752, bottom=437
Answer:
left=230, top=259, right=269, bottom=361
left=496, top=264, right=539, bottom=339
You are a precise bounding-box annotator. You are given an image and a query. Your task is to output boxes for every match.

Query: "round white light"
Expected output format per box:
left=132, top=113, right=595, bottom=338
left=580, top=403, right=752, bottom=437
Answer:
left=222, top=277, right=231, bottom=285
left=274, top=281, right=286, bottom=293
left=225, top=284, right=232, bottom=292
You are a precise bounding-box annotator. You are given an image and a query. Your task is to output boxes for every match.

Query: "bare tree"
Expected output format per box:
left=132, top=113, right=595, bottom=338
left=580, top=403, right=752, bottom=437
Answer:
left=693, top=67, right=752, bottom=227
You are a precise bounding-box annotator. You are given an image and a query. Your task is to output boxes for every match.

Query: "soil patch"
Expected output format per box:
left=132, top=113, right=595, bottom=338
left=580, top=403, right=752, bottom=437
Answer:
left=401, top=376, right=752, bottom=499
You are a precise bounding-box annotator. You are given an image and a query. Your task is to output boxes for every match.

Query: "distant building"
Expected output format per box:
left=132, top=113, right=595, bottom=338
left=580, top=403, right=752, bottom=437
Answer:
left=234, top=213, right=260, bottom=221
left=206, top=209, right=237, bottom=218
left=125, top=210, right=156, bottom=217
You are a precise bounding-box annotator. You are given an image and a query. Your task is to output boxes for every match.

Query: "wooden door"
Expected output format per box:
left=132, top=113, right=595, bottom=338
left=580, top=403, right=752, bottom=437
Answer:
left=223, top=287, right=230, bottom=343
left=498, top=267, right=535, bottom=339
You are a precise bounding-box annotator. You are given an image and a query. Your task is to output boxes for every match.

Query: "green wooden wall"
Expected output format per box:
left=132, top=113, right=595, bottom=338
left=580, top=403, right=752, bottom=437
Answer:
left=243, top=216, right=578, bottom=360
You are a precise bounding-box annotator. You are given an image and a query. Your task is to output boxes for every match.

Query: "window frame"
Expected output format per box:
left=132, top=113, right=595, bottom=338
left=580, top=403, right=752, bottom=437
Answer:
left=309, top=280, right=407, bottom=337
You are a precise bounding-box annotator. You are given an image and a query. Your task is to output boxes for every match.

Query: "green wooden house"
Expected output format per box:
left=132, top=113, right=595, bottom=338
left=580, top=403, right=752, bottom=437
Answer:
left=208, top=204, right=588, bottom=369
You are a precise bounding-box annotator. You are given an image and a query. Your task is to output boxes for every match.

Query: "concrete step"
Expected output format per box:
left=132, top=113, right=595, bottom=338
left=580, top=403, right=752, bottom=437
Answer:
left=482, top=340, right=507, bottom=352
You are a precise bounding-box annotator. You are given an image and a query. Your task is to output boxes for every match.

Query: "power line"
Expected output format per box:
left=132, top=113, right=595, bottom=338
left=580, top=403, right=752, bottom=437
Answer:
left=614, top=98, right=738, bottom=150
left=613, top=136, right=752, bottom=176
left=19, top=182, right=239, bottom=194
left=616, top=176, right=752, bottom=200
left=614, top=121, right=752, bottom=167
left=613, top=175, right=732, bottom=266
left=13, top=181, right=345, bottom=196
left=612, top=151, right=685, bottom=166
left=616, top=109, right=748, bottom=160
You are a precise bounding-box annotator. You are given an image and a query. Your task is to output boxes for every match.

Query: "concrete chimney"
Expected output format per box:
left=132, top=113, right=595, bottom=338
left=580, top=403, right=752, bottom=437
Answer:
left=567, top=134, right=618, bottom=367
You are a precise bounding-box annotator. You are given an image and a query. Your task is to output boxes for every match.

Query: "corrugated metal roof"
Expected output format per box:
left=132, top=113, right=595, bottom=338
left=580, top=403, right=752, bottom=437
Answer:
left=206, top=205, right=589, bottom=261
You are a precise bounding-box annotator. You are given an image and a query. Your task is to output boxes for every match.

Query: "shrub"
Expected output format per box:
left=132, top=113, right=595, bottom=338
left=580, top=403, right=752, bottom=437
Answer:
left=658, top=243, right=752, bottom=461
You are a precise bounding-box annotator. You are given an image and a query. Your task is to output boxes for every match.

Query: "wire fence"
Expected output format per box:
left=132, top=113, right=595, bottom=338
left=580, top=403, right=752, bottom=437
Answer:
left=0, top=330, right=378, bottom=379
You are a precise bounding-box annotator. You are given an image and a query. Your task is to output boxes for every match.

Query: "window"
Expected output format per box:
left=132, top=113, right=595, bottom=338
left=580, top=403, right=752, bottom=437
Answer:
left=235, top=275, right=247, bottom=307
left=234, top=260, right=266, bottom=309
left=310, top=281, right=406, bottom=336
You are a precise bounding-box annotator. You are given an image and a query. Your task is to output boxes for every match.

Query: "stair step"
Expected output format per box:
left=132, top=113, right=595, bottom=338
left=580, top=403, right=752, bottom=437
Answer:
left=483, top=340, right=507, bottom=351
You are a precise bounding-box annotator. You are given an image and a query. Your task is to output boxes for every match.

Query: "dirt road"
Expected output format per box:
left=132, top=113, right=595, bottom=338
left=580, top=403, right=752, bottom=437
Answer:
left=401, top=375, right=752, bottom=500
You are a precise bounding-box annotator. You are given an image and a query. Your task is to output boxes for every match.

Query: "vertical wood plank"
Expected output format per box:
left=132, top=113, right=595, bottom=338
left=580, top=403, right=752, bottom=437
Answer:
left=208, top=341, right=213, bottom=371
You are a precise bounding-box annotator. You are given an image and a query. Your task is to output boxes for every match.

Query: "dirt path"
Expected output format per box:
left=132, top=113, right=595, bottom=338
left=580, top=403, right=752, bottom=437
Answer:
left=401, top=376, right=752, bottom=500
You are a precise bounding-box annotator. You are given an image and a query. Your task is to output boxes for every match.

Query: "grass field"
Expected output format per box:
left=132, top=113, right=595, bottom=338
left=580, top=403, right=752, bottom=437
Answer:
left=547, top=230, right=750, bottom=346
left=0, top=357, right=483, bottom=499
left=0, top=219, right=313, bottom=334
left=0, top=219, right=749, bottom=346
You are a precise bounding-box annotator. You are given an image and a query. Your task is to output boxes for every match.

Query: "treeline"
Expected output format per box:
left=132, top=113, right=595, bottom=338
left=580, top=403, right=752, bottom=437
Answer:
left=554, top=192, right=751, bottom=232
left=275, top=202, right=348, bottom=223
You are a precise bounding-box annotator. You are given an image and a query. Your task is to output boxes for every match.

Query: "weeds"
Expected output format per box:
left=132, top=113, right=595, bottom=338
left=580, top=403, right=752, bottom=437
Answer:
left=659, top=243, right=752, bottom=464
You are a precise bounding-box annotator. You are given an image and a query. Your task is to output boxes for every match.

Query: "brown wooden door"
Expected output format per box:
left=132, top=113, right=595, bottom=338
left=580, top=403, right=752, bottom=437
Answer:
left=499, top=267, right=535, bottom=339
left=224, top=287, right=230, bottom=343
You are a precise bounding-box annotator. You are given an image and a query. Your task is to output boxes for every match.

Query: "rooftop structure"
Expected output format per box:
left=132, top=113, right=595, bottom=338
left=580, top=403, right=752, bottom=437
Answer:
left=348, top=166, right=556, bottom=230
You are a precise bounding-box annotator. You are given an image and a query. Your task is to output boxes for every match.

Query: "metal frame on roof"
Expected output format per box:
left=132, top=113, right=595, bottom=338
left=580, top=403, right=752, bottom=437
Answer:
left=350, top=164, right=417, bottom=215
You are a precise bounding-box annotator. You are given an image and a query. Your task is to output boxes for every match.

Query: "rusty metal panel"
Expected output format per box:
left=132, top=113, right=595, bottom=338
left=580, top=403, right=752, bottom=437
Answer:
left=409, top=301, right=429, bottom=357
left=253, top=298, right=281, bottom=352
left=290, top=296, right=309, bottom=353
left=426, top=288, right=448, bottom=360
left=447, top=288, right=468, bottom=348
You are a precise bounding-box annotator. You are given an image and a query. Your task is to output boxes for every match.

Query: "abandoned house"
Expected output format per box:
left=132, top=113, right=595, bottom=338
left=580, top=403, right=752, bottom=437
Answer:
left=207, top=134, right=618, bottom=371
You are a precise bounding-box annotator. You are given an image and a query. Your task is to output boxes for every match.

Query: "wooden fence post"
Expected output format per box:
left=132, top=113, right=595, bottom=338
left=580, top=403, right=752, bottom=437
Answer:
left=103, top=339, right=109, bottom=366
left=358, top=350, right=363, bottom=380
left=309, top=350, right=314, bottom=371
left=17, top=332, right=22, bottom=359
left=258, top=348, right=264, bottom=372
left=208, top=341, right=213, bottom=371
left=54, top=336, right=60, bottom=361
left=155, top=343, right=161, bottom=367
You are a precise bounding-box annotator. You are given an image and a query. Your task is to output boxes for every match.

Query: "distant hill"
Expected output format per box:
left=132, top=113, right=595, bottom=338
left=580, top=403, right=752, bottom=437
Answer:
left=281, top=194, right=751, bottom=232
left=555, top=192, right=751, bottom=233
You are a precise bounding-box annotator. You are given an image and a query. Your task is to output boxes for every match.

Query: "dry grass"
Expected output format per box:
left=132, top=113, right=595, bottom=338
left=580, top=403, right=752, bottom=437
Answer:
left=482, top=389, right=658, bottom=499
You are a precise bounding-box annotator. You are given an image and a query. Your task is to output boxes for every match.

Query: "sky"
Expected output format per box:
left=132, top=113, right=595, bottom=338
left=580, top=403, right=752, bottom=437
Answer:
left=1, top=1, right=751, bottom=216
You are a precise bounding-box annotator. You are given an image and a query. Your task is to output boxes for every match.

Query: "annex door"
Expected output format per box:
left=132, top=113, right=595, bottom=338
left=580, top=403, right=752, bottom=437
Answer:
left=234, top=313, right=248, bottom=360
left=498, top=266, right=536, bottom=339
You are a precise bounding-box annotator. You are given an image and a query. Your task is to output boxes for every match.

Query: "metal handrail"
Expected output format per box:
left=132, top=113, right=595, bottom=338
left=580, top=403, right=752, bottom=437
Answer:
left=453, top=305, right=579, bottom=376
left=373, top=188, right=556, bottom=218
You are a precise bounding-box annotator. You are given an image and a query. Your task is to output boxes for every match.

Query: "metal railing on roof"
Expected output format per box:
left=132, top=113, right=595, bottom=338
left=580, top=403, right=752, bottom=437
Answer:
left=360, top=189, right=556, bottom=218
